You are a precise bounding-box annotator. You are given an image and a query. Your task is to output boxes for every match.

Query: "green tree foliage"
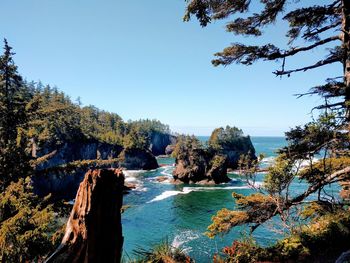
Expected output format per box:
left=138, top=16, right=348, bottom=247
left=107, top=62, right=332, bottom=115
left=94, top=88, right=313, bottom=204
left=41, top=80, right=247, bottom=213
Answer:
left=184, top=0, right=350, bottom=261
left=131, top=238, right=192, bottom=263
left=0, top=178, right=64, bottom=262
left=80, top=105, right=125, bottom=145
left=128, top=119, right=170, bottom=135
left=0, top=39, right=31, bottom=189
left=122, top=126, right=149, bottom=150
left=0, top=40, right=170, bottom=261
left=171, top=135, right=202, bottom=159
left=208, top=126, right=251, bottom=152
left=26, top=84, right=83, bottom=150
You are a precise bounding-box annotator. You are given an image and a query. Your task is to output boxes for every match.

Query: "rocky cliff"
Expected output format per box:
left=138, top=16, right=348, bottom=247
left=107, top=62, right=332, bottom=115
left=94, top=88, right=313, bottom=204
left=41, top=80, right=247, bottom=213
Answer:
left=219, top=136, right=256, bottom=169
left=208, top=127, right=256, bottom=169
left=173, top=148, right=230, bottom=184
left=32, top=139, right=122, bottom=199
left=32, top=139, right=159, bottom=199
left=33, top=139, right=123, bottom=170
left=118, top=148, right=159, bottom=170
left=149, top=131, right=176, bottom=156
left=45, top=169, right=124, bottom=263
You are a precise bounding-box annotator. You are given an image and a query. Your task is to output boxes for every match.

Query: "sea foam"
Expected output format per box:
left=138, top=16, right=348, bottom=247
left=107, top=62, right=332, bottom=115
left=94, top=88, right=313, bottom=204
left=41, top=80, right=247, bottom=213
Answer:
left=172, top=230, right=200, bottom=253
left=148, top=183, right=263, bottom=203
left=123, top=169, right=148, bottom=192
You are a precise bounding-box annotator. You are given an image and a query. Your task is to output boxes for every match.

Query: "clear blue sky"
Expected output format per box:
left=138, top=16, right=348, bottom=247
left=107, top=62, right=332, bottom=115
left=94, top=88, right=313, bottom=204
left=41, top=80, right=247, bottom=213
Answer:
left=0, top=0, right=339, bottom=136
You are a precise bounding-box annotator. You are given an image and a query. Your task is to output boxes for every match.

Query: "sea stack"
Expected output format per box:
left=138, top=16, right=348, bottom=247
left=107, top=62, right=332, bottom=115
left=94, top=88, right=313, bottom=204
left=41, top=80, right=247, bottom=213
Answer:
left=45, top=168, right=124, bottom=263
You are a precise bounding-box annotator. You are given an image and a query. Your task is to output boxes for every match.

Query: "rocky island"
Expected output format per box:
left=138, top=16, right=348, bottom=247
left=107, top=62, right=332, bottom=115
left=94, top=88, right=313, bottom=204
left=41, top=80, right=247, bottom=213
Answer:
left=172, top=126, right=256, bottom=184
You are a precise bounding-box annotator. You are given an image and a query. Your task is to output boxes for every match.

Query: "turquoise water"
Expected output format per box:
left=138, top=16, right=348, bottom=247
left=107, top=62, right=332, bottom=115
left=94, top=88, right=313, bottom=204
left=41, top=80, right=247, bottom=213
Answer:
left=121, top=137, right=315, bottom=261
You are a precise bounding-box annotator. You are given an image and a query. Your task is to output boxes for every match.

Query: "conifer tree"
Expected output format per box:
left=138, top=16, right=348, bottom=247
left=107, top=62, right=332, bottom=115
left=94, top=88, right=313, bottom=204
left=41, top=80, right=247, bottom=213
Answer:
left=184, top=1, right=350, bottom=260
left=0, top=39, right=30, bottom=189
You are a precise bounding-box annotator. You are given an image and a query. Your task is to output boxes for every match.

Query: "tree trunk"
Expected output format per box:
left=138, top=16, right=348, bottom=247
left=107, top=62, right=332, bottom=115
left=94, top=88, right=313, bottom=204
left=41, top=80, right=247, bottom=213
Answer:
left=342, top=0, right=350, bottom=121
left=45, top=169, right=124, bottom=263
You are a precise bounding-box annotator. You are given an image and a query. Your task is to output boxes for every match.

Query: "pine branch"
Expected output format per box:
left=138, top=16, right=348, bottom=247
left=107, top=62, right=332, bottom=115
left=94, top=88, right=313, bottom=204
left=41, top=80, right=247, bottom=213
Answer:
left=251, top=166, right=350, bottom=232
left=274, top=56, right=340, bottom=76
left=302, top=21, right=341, bottom=41
left=281, top=36, right=340, bottom=58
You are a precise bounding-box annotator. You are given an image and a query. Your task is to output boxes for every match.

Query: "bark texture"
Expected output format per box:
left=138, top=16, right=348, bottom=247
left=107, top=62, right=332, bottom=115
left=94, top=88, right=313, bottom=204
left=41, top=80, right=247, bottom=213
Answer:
left=45, top=168, right=124, bottom=263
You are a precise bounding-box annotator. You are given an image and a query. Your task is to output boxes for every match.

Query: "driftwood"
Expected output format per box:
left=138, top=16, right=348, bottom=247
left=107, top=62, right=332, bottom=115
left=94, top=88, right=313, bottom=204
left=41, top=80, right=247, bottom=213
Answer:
left=45, top=169, right=124, bottom=263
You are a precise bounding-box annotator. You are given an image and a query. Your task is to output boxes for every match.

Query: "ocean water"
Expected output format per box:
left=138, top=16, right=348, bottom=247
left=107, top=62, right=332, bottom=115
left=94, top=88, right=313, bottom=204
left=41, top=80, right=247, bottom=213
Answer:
left=121, top=137, right=335, bottom=261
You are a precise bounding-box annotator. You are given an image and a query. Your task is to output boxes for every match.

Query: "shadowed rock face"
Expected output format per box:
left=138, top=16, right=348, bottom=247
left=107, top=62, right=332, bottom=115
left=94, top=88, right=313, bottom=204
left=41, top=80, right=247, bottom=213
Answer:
left=149, top=131, right=177, bottom=156
left=32, top=140, right=122, bottom=199
left=173, top=149, right=230, bottom=184
left=118, top=148, right=159, bottom=170
left=45, top=169, right=124, bottom=263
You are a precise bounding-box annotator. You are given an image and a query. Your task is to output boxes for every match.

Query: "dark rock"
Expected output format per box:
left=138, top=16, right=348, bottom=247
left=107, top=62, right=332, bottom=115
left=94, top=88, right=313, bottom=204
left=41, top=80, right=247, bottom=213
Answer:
left=35, top=139, right=122, bottom=170
left=45, top=169, right=124, bottom=263
left=220, top=136, right=256, bottom=169
left=32, top=140, right=122, bottom=200
left=149, top=131, right=176, bottom=156
left=173, top=149, right=230, bottom=184
left=118, top=148, right=159, bottom=170
left=32, top=169, right=86, bottom=200
left=206, top=155, right=230, bottom=184
left=165, top=144, right=176, bottom=155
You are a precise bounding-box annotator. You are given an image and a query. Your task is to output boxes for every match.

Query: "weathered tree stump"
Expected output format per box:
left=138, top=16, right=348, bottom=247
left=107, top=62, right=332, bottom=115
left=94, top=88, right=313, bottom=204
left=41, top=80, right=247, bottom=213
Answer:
left=45, top=169, right=124, bottom=263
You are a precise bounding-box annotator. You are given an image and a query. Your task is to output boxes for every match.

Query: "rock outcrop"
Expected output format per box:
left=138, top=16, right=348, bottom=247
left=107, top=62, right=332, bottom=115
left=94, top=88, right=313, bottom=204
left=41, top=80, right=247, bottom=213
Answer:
left=173, top=148, right=230, bottom=184
left=31, top=139, right=160, bottom=199
left=118, top=148, right=159, bottom=170
left=220, top=136, right=256, bottom=169
left=209, top=127, right=256, bottom=169
left=149, top=131, right=176, bottom=156
left=34, top=139, right=123, bottom=170
left=45, top=169, right=124, bottom=263
left=165, top=144, right=176, bottom=155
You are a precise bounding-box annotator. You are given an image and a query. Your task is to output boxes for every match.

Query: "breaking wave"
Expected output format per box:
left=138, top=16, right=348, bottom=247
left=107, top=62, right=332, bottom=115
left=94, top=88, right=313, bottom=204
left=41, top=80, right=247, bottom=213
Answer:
left=148, top=182, right=263, bottom=203
left=172, top=230, right=200, bottom=253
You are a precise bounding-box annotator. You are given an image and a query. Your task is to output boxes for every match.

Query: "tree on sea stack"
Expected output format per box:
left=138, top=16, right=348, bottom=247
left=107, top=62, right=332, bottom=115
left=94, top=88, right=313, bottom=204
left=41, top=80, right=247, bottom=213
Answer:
left=185, top=1, right=350, bottom=261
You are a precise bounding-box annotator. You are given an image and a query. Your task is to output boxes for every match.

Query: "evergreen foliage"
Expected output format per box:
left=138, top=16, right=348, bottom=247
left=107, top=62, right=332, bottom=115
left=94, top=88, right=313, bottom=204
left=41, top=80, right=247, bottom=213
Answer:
left=0, top=39, right=171, bottom=261
left=184, top=0, right=350, bottom=261
left=0, top=178, right=64, bottom=262
left=0, top=40, right=30, bottom=189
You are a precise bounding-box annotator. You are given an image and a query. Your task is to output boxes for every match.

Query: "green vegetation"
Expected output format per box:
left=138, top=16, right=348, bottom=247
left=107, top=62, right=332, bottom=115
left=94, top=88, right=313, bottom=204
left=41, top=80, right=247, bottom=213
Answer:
left=208, top=126, right=244, bottom=151
left=26, top=84, right=170, bottom=152
left=185, top=0, right=350, bottom=261
left=0, top=41, right=67, bottom=261
left=171, top=135, right=202, bottom=159
left=0, top=178, right=65, bottom=262
left=0, top=40, right=30, bottom=189
left=0, top=39, right=171, bottom=262
left=208, top=126, right=256, bottom=168
left=131, top=238, right=192, bottom=263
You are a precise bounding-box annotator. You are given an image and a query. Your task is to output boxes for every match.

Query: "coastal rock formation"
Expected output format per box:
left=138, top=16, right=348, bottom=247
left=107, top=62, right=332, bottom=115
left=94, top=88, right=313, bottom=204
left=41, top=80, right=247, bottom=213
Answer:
left=209, top=126, right=256, bottom=169
left=220, top=136, right=256, bottom=168
left=149, top=131, right=176, bottom=156
left=118, top=148, right=159, bottom=170
left=165, top=144, right=176, bottom=155
left=45, top=169, right=124, bottom=263
left=31, top=139, right=160, bottom=199
left=173, top=146, right=230, bottom=184
left=33, top=139, right=123, bottom=170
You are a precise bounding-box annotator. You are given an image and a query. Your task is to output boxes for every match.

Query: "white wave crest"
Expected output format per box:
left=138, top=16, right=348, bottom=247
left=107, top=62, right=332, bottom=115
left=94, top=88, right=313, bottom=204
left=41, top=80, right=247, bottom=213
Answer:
left=148, top=183, right=263, bottom=203
left=147, top=188, right=194, bottom=203
left=160, top=166, right=173, bottom=178
left=123, top=170, right=148, bottom=192
left=172, top=230, right=200, bottom=253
